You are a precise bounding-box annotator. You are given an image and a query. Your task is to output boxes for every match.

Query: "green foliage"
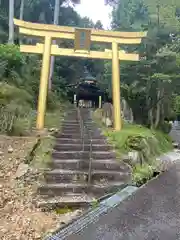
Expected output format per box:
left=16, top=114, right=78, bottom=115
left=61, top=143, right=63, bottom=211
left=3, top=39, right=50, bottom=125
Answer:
left=173, top=95, right=180, bottom=115
left=112, top=0, right=149, bottom=31
left=55, top=206, right=73, bottom=215
left=0, top=44, right=24, bottom=78
left=0, top=0, right=105, bottom=136
left=0, top=82, right=33, bottom=106
left=31, top=136, right=55, bottom=169
left=107, top=0, right=180, bottom=128
left=133, top=163, right=154, bottom=186
left=104, top=123, right=172, bottom=186
left=47, top=92, right=61, bottom=111
left=0, top=83, right=35, bottom=135
left=0, top=104, right=35, bottom=135
left=0, top=44, right=23, bottom=63
left=105, top=123, right=172, bottom=159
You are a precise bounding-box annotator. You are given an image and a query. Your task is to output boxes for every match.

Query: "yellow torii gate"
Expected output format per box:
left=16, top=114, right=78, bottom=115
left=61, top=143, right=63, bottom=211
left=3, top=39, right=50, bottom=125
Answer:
left=14, top=18, right=147, bottom=131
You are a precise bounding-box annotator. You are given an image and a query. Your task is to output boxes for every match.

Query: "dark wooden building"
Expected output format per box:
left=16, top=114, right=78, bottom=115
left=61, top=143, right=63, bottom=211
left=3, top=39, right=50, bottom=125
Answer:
left=67, top=70, right=108, bottom=108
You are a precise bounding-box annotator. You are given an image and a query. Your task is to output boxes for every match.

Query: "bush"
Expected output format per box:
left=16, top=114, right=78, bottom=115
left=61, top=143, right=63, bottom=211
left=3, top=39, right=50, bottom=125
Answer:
left=0, top=82, right=33, bottom=106
left=47, top=92, right=61, bottom=111
left=0, top=44, right=24, bottom=78
left=0, top=103, right=35, bottom=135
left=103, top=123, right=173, bottom=186
left=0, top=83, right=36, bottom=135
left=104, top=123, right=172, bottom=159
left=133, top=163, right=154, bottom=186
left=158, top=121, right=172, bottom=134
left=11, top=112, right=35, bottom=136
left=0, top=44, right=69, bottom=136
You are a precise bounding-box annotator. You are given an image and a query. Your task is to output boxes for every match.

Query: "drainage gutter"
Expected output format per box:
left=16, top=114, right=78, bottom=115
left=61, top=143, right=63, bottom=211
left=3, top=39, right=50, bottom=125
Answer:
left=45, top=186, right=138, bottom=240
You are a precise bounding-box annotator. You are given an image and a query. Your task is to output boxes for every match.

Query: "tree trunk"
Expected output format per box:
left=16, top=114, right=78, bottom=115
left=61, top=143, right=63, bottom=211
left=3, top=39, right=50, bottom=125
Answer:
left=20, top=0, right=24, bottom=20
left=49, top=0, right=60, bottom=91
left=149, top=108, right=154, bottom=129
left=19, top=0, right=25, bottom=44
left=8, top=0, right=14, bottom=44
left=154, top=89, right=161, bottom=128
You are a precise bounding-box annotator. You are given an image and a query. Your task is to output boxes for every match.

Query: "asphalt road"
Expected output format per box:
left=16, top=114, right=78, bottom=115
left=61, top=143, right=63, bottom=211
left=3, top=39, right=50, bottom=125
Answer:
left=66, top=162, right=180, bottom=240
left=170, top=128, right=180, bottom=143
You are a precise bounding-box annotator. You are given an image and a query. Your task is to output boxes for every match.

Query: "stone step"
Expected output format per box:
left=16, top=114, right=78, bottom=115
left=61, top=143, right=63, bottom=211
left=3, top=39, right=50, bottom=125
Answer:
left=61, top=123, right=95, bottom=128
left=60, top=129, right=99, bottom=135
left=54, top=143, right=112, bottom=152
left=60, top=129, right=81, bottom=134
left=37, top=194, right=95, bottom=209
left=44, top=169, right=130, bottom=183
left=55, top=138, right=107, bottom=145
left=62, top=120, right=79, bottom=124
left=52, top=151, right=117, bottom=160
left=60, top=128, right=97, bottom=134
left=54, top=133, right=106, bottom=139
left=51, top=159, right=130, bottom=172
left=38, top=182, right=126, bottom=196
left=62, top=120, right=93, bottom=124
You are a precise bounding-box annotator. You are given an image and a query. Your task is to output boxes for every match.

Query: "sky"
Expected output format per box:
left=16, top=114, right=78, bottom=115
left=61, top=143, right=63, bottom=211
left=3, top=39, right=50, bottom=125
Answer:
left=75, top=0, right=112, bottom=29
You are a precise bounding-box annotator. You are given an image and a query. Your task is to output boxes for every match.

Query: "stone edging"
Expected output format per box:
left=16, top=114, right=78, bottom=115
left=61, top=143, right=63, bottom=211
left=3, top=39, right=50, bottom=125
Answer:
left=45, top=186, right=138, bottom=240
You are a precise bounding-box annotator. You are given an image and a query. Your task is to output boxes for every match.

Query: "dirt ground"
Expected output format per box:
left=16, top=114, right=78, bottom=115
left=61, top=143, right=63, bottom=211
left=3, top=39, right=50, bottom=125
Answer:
left=0, top=136, right=82, bottom=240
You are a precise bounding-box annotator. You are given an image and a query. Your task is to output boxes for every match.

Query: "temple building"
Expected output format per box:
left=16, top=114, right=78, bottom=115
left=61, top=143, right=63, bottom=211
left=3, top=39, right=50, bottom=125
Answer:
left=67, top=69, right=108, bottom=108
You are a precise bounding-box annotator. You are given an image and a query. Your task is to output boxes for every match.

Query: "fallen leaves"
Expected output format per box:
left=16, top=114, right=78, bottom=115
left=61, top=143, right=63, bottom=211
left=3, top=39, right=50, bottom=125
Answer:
left=0, top=136, right=81, bottom=240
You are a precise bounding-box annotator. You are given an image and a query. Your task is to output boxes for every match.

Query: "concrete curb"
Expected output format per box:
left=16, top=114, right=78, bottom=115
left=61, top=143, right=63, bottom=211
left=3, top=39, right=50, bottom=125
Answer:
left=45, top=186, right=138, bottom=240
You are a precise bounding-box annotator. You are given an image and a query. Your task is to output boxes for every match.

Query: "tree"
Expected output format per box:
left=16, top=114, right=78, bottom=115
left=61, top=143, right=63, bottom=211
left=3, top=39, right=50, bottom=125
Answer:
left=49, top=0, right=60, bottom=90
left=94, top=20, right=104, bottom=29
left=19, top=0, right=25, bottom=20
left=105, top=0, right=180, bottom=129
left=48, top=0, right=81, bottom=90
left=8, top=0, right=14, bottom=44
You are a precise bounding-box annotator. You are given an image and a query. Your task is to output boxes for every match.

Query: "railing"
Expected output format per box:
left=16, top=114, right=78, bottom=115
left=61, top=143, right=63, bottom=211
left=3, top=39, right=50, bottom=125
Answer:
left=77, top=107, right=93, bottom=185
left=88, top=138, right=93, bottom=185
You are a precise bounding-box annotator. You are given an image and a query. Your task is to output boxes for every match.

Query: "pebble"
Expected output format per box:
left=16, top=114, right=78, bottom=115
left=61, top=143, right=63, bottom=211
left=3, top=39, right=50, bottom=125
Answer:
left=34, top=233, right=41, bottom=239
left=0, top=151, right=3, bottom=156
left=49, top=128, right=55, bottom=132
left=15, top=163, right=29, bottom=179
left=8, top=146, right=14, bottom=153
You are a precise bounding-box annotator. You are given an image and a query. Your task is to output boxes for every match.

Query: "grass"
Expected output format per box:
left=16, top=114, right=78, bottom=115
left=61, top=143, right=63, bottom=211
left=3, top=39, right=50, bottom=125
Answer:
left=132, top=163, right=155, bottom=187
left=93, top=110, right=173, bottom=186
left=104, top=123, right=173, bottom=186
left=104, top=123, right=173, bottom=157
left=30, top=135, right=55, bottom=169
left=26, top=102, right=72, bottom=169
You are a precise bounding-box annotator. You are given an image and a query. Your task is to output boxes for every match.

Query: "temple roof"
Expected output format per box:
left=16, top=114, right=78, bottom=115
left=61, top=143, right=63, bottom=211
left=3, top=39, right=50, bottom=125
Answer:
left=81, top=68, right=96, bottom=82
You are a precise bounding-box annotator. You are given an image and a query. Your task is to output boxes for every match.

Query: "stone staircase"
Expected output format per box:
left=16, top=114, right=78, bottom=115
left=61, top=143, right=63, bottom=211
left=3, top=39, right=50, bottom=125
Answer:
left=38, top=108, right=131, bottom=208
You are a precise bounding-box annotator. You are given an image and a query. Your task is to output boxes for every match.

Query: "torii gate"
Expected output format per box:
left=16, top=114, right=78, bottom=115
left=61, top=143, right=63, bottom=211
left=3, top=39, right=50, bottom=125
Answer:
left=14, top=18, right=147, bottom=131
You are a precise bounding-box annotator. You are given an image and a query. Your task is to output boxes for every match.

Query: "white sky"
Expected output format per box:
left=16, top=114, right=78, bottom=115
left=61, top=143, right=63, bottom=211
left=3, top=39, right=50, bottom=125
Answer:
left=75, top=0, right=112, bottom=29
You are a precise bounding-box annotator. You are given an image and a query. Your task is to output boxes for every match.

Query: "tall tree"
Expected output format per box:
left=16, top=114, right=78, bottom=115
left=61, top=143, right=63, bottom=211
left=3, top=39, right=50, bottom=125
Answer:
left=104, top=0, right=180, bottom=128
left=49, top=0, right=60, bottom=90
left=8, top=0, right=14, bottom=44
left=48, top=0, right=81, bottom=90
left=19, top=0, right=25, bottom=20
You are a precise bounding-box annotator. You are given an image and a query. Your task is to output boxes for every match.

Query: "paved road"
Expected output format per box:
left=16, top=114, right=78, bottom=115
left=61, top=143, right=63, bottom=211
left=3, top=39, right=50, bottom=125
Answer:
left=170, top=128, right=180, bottom=143
left=66, top=162, right=180, bottom=240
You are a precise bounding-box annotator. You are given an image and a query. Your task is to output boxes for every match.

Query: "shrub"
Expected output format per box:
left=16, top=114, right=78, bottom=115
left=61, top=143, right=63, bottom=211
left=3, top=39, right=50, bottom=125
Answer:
left=0, top=82, right=33, bottom=106
left=47, top=92, right=61, bottom=111
left=0, top=103, right=35, bottom=135
left=0, top=44, right=25, bottom=77
left=133, top=163, right=154, bottom=186
left=158, top=121, right=172, bottom=134
left=103, top=123, right=173, bottom=186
